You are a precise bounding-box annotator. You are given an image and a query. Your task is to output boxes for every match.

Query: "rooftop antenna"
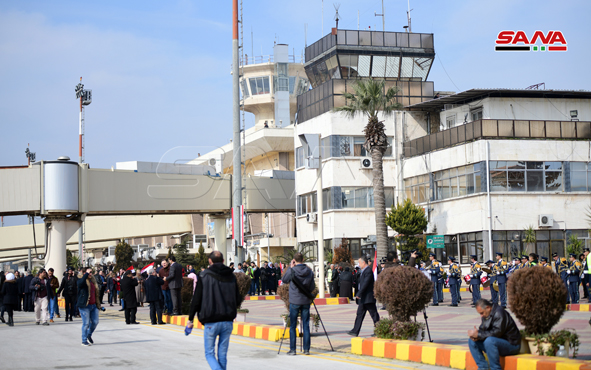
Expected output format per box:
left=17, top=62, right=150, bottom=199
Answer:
left=403, top=0, right=413, bottom=33
left=25, top=143, right=36, bottom=165
left=322, top=0, right=324, bottom=36
left=305, top=23, right=308, bottom=47
left=333, top=3, right=340, bottom=29
left=374, top=0, right=385, bottom=31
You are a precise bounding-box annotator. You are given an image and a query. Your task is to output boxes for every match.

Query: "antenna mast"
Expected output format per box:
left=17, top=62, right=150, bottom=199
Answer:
left=333, top=3, right=340, bottom=29
left=406, top=0, right=413, bottom=33
left=374, top=0, right=385, bottom=31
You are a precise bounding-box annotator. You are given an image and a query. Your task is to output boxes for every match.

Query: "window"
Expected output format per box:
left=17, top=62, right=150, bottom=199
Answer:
left=296, top=146, right=305, bottom=168
left=471, top=107, right=483, bottom=121
left=350, top=239, right=361, bottom=260
left=288, top=76, right=296, bottom=94
left=404, top=174, right=429, bottom=204
left=240, top=80, right=249, bottom=98
left=490, top=161, right=563, bottom=192
left=340, top=136, right=351, bottom=156
left=296, top=192, right=317, bottom=216
left=353, top=137, right=367, bottom=157
left=570, top=162, right=591, bottom=191
left=340, top=187, right=395, bottom=209
left=446, top=115, right=455, bottom=129
left=432, top=163, right=482, bottom=201
left=249, top=76, right=270, bottom=95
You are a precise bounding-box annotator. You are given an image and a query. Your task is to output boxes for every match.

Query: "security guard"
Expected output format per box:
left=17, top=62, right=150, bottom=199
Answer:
left=447, top=257, right=461, bottom=307
left=428, top=253, right=444, bottom=306
left=567, top=253, right=582, bottom=304
left=495, top=252, right=509, bottom=308
left=468, top=255, right=482, bottom=305
left=485, top=260, right=497, bottom=305
left=553, top=252, right=570, bottom=304
left=529, top=253, right=539, bottom=266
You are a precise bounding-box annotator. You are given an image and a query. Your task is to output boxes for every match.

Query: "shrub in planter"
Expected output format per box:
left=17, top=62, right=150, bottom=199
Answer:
left=277, top=282, right=320, bottom=334
left=234, top=272, right=251, bottom=313
left=374, top=266, right=432, bottom=322
left=374, top=317, right=425, bottom=341
left=508, top=266, right=566, bottom=335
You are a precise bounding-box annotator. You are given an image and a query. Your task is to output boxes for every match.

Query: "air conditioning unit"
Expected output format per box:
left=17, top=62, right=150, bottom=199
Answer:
left=360, top=158, right=373, bottom=169
left=539, top=214, right=553, bottom=228
left=208, top=156, right=223, bottom=174
left=306, top=213, right=318, bottom=223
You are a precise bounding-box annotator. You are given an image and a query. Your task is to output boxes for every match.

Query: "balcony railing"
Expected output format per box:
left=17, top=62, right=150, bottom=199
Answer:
left=404, top=119, right=591, bottom=158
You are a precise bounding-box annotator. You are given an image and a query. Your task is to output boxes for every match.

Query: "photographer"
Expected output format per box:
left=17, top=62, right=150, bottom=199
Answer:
left=29, top=268, right=53, bottom=326
left=77, top=268, right=102, bottom=346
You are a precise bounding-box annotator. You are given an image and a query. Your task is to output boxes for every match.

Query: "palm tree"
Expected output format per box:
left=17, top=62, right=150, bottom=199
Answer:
left=334, top=79, right=402, bottom=262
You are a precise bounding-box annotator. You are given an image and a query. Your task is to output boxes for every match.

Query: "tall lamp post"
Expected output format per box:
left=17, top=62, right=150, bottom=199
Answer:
left=75, top=78, right=92, bottom=265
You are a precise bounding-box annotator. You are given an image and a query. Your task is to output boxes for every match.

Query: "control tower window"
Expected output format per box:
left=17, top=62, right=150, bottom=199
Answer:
left=240, top=80, right=250, bottom=98
left=249, top=76, right=270, bottom=95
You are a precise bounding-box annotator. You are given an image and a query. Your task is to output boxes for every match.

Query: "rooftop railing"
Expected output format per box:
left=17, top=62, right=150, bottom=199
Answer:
left=404, top=119, right=591, bottom=158
left=239, top=54, right=304, bottom=66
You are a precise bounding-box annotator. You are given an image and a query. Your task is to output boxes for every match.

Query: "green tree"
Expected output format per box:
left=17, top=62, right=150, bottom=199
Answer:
left=385, top=199, right=428, bottom=261
left=114, top=240, right=134, bottom=271
left=194, top=241, right=208, bottom=270
left=334, top=79, right=402, bottom=262
left=567, top=235, right=583, bottom=256
left=523, top=225, right=537, bottom=255
left=66, top=249, right=81, bottom=269
left=173, top=235, right=193, bottom=267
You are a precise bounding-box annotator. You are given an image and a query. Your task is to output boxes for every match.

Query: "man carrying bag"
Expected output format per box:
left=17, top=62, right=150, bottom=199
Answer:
left=281, top=252, right=315, bottom=356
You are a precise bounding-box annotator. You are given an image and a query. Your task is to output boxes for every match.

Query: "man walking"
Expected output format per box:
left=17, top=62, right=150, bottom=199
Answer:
left=469, top=255, right=482, bottom=306
left=121, top=269, right=139, bottom=324
left=30, top=269, right=53, bottom=326
left=165, top=256, right=183, bottom=315
left=23, top=270, right=34, bottom=312
left=187, top=251, right=242, bottom=370
left=47, top=268, right=60, bottom=322
left=281, top=252, right=315, bottom=355
left=348, top=255, right=380, bottom=337
left=468, top=299, right=521, bottom=370
left=145, top=269, right=166, bottom=325
left=57, top=267, right=78, bottom=321
left=159, top=260, right=173, bottom=314
left=77, top=268, right=101, bottom=346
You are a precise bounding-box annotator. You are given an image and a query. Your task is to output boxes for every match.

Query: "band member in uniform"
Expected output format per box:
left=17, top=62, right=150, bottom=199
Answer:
left=579, top=252, right=588, bottom=300
left=508, top=257, right=521, bottom=276
left=485, top=260, right=497, bottom=305
left=495, top=252, right=509, bottom=308
left=539, top=257, right=552, bottom=270
left=520, top=255, right=530, bottom=269
left=448, top=257, right=461, bottom=307
left=567, top=253, right=582, bottom=304
left=428, top=253, right=443, bottom=306
left=469, top=255, right=482, bottom=306
left=553, top=252, right=569, bottom=304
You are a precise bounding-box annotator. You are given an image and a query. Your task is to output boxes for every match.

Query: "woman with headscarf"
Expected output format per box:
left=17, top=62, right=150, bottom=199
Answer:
left=2, top=273, right=19, bottom=326
left=187, top=268, right=198, bottom=292
left=135, top=272, right=146, bottom=307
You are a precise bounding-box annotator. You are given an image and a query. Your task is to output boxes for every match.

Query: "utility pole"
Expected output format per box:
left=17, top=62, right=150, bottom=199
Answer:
left=75, top=78, right=91, bottom=266
left=232, top=0, right=243, bottom=261
left=374, top=0, right=385, bottom=31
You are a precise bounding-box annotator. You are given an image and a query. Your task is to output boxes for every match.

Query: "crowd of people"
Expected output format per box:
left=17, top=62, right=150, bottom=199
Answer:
left=230, top=261, right=282, bottom=296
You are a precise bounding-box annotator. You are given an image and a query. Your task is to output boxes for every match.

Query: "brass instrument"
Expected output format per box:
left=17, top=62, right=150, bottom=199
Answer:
left=492, top=281, right=499, bottom=292
left=481, top=267, right=492, bottom=274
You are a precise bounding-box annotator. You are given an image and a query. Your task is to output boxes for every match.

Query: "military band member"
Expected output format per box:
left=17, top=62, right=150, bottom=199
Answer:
left=428, top=253, right=444, bottom=306
left=567, top=253, right=582, bottom=304
left=580, top=251, right=589, bottom=300
left=508, top=257, right=520, bottom=276
left=447, top=257, right=461, bottom=307
left=539, top=256, right=552, bottom=270
left=485, top=260, right=497, bottom=305
left=469, top=255, right=482, bottom=305
left=495, top=252, right=509, bottom=308
left=520, top=255, right=530, bottom=269
left=553, top=252, right=570, bottom=304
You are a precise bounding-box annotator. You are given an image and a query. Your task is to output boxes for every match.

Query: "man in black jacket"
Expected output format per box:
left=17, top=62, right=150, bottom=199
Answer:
left=187, top=251, right=242, bottom=370
left=145, top=269, right=166, bottom=325
left=23, top=271, right=34, bottom=312
left=468, top=299, right=521, bottom=370
left=120, top=270, right=139, bottom=324
left=348, top=256, right=379, bottom=337
left=164, top=256, right=183, bottom=315
left=30, top=269, right=54, bottom=326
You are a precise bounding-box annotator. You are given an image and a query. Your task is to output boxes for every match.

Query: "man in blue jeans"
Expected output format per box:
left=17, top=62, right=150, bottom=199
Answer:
left=468, top=299, right=521, bottom=370
left=187, top=251, right=242, bottom=370
left=77, top=268, right=102, bottom=346
left=281, top=252, right=315, bottom=355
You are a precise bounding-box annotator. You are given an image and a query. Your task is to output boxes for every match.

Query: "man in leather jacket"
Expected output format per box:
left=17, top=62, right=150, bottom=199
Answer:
left=468, top=299, right=521, bottom=370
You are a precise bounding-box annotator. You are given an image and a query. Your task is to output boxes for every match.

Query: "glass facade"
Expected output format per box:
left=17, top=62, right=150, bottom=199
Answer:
left=296, top=187, right=395, bottom=216
left=490, top=161, right=563, bottom=192
left=570, top=162, right=591, bottom=191
left=249, top=76, right=270, bottom=95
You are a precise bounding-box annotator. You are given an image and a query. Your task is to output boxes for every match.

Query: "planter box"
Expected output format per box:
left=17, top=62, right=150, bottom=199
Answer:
left=235, top=312, right=247, bottom=322
left=525, top=337, right=570, bottom=357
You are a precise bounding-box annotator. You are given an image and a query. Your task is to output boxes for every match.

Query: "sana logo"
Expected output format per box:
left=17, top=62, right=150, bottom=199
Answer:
left=495, top=30, right=567, bottom=52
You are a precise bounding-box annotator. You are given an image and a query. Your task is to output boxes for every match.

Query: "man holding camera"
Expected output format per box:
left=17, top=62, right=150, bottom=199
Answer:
left=77, top=268, right=102, bottom=346
left=282, top=252, right=315, bottom=355
left=30, top=268, right=53, bottom=326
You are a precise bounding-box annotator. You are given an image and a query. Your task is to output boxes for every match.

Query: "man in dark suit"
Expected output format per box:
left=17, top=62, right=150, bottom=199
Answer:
left=120, top=270, right=139, bottom=324
left=164, top=256, right=183, bottom=315
left=23, top=271, right=35, bottom=312
left=348, top=255, right=380, bottom=337
left=145, top=269, right=166, bottom=325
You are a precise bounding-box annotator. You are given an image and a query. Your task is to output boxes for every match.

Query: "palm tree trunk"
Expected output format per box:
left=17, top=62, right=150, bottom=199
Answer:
left=371, top=147, right=388, bottom=263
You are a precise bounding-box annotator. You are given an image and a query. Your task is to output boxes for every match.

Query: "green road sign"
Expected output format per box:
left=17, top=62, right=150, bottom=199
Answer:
left=427, top=235, right=444, bottom=249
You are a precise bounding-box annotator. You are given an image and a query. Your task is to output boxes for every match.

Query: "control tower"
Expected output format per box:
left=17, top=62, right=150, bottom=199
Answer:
left=241, top=44, right=309, bottom=130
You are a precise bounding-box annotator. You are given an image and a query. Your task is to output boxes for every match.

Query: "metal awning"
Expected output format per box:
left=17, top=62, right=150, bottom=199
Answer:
left=405, top=88, right=591, bottom=111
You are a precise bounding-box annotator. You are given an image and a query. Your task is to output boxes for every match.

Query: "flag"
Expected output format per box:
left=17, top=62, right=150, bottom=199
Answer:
left=141, top=262, right=154, bottom=275
left=372, top=249, right=378, bottom=281
left=126, top=265, right=135, bottom=274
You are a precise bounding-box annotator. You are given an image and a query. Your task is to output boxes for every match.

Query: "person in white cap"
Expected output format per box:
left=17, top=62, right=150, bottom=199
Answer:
left=2, top=273, right=19, bottom=326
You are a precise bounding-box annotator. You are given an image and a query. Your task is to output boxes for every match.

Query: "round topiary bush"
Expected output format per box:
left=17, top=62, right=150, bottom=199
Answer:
left=234, top=272, right=251, bottom=311
left=507, top=266, right=567, bottom=335
left=374, top=266, right=433, bottom=322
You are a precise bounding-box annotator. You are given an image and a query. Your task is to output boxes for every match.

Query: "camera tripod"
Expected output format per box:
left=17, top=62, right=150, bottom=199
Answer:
left=414, top=306, right=433, bottom=342
left=277, top=301, right=334, bottom=354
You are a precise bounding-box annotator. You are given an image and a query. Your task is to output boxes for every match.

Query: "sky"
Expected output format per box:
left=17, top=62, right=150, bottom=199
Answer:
left=1, top=0, right=590, bottom=226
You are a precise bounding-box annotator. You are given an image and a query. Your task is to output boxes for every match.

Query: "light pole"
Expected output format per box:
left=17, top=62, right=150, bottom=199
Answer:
left=75, top=78, right=91, bottom=265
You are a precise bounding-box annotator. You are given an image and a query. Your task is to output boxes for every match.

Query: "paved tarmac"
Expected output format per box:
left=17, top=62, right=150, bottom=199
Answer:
left=0, top=309, right=443, bottom=370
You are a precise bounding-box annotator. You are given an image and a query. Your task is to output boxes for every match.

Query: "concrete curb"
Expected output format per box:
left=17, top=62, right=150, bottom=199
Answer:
left=244, top=296, right=350, bottom=305
left=351, top=337, right=591, bottom=370
left=161, top=314, right=294, bottom=342
left=244, top=295, right=281, bottom=301
left=567, top=304, right=591, bottom=311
